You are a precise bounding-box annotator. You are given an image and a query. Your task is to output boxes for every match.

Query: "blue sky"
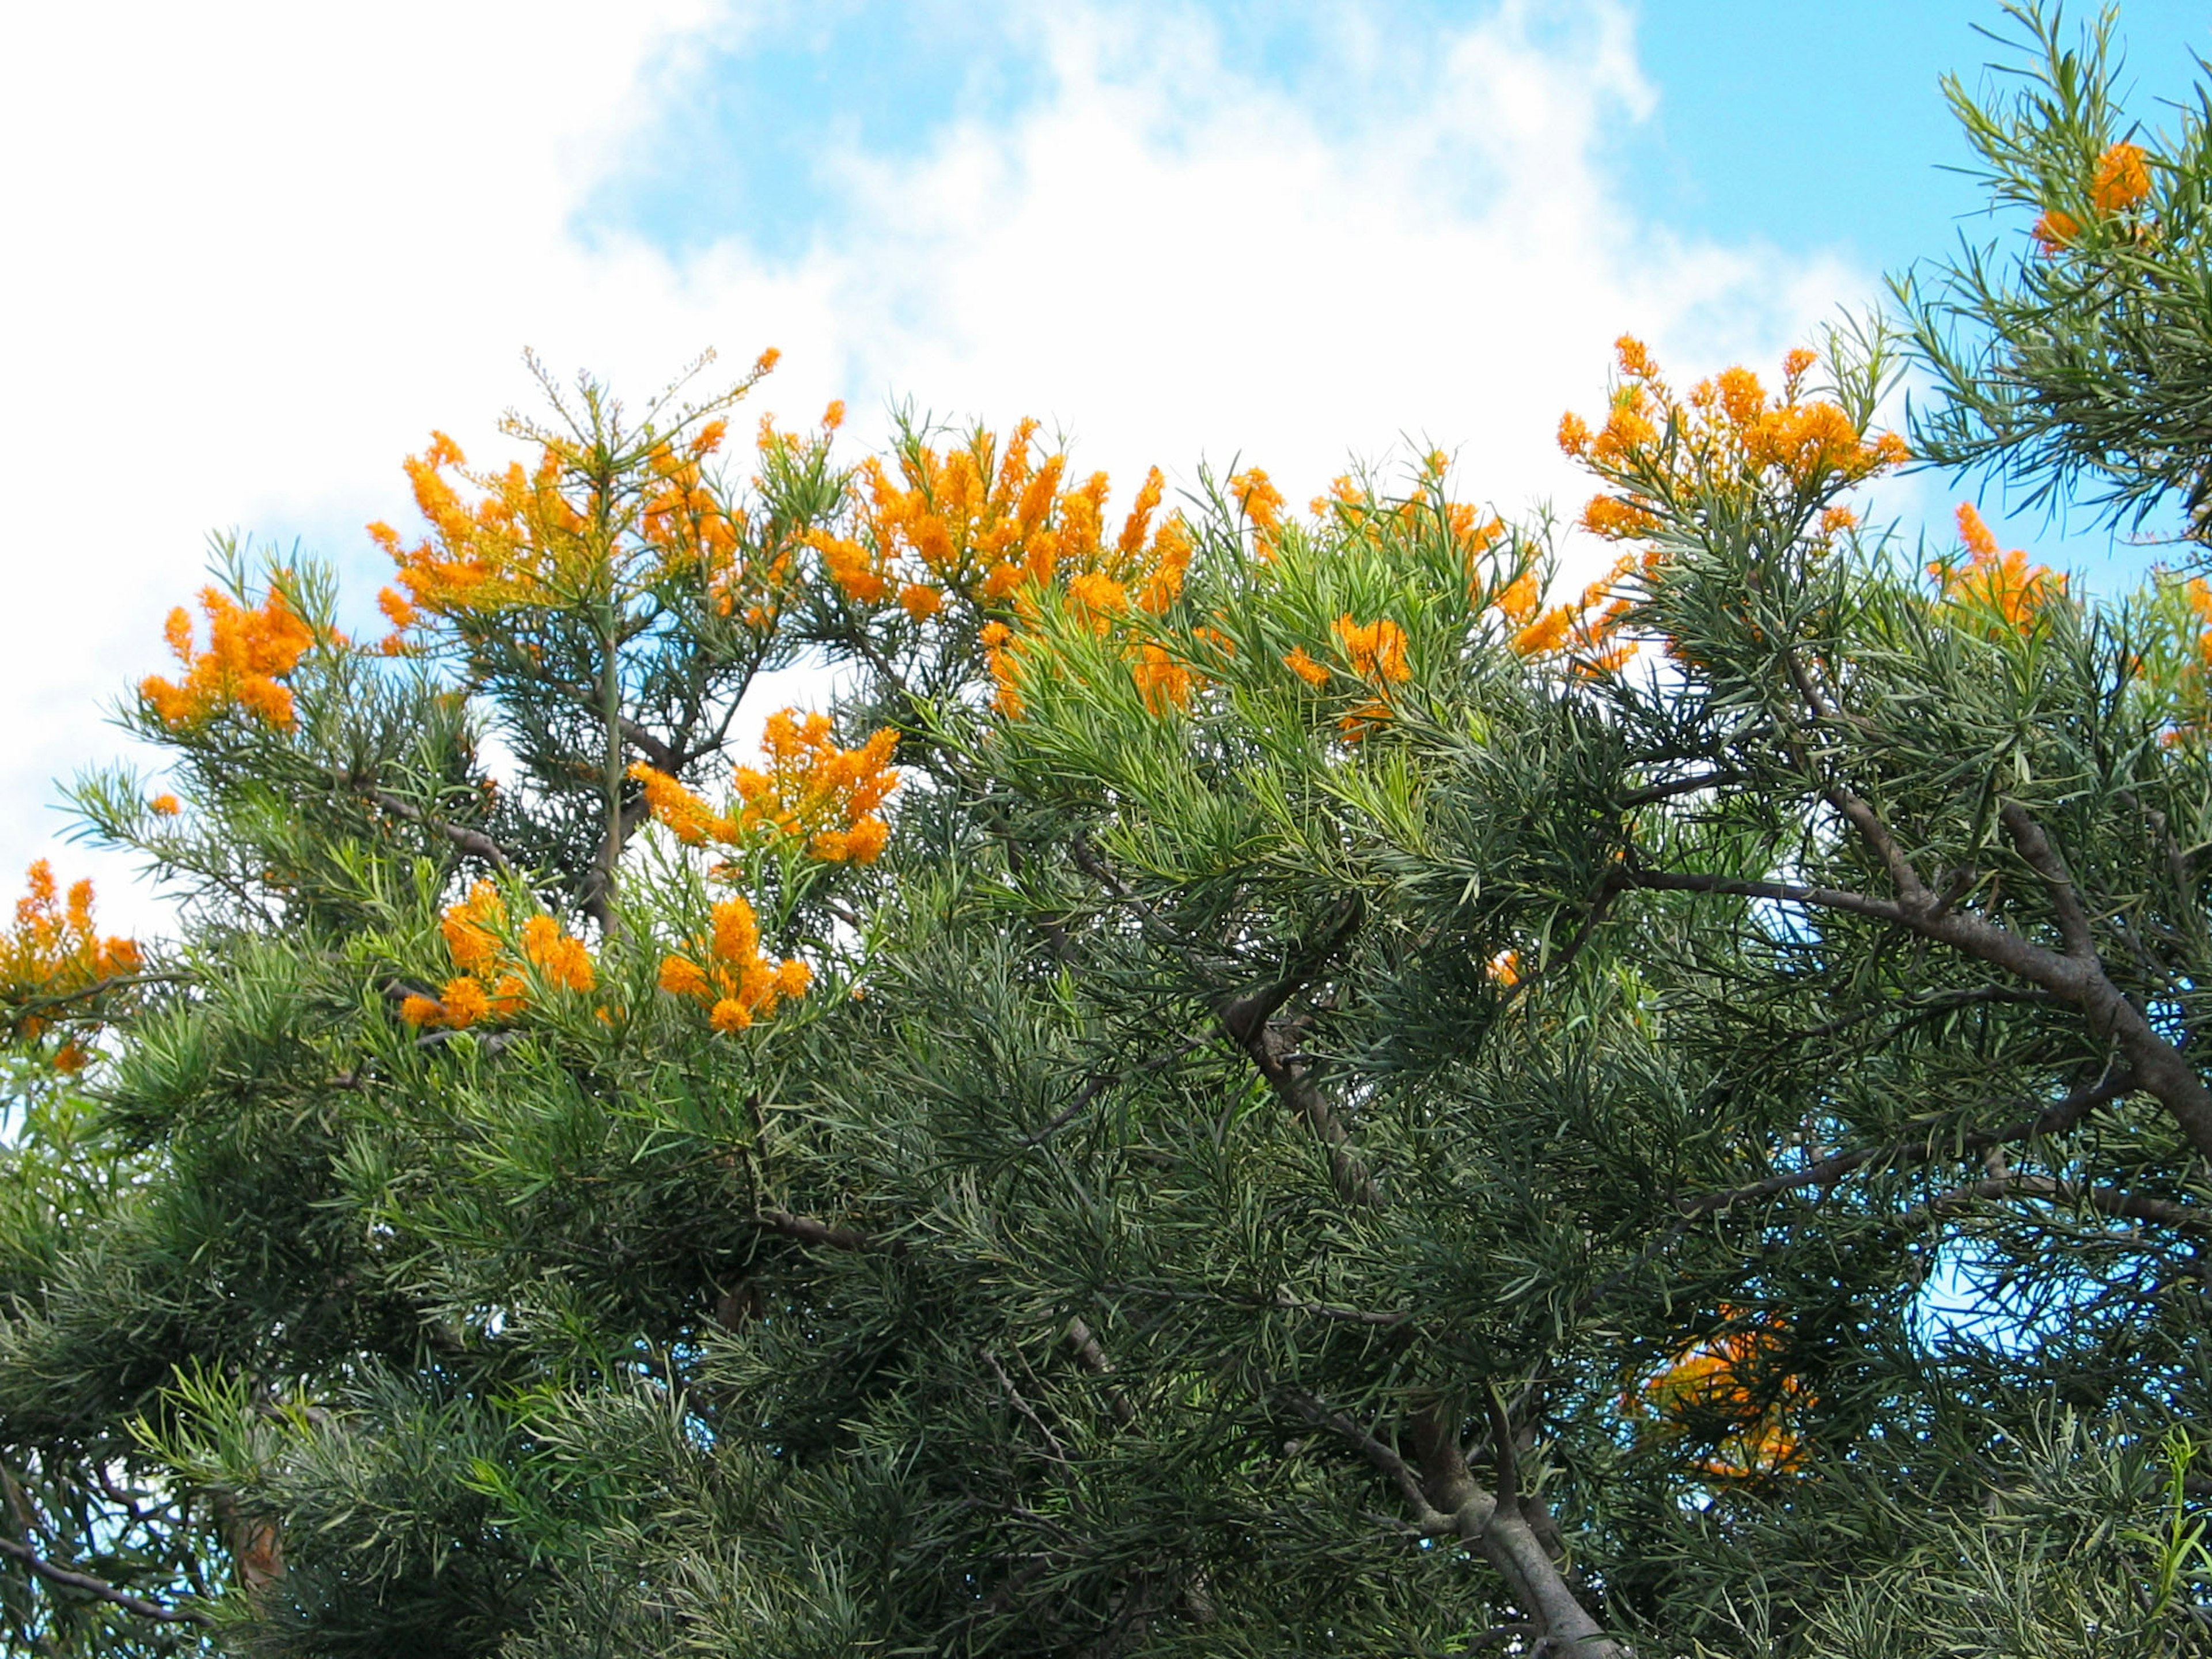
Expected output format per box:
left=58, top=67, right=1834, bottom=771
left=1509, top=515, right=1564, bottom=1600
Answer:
left=569, top=0, right=2212, bottom=566
left=587, top=2, right=2211, bottom=293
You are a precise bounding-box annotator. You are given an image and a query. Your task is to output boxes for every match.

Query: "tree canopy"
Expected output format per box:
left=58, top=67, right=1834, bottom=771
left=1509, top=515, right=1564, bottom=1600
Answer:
left=6, top=5, right=2212, bottom=1655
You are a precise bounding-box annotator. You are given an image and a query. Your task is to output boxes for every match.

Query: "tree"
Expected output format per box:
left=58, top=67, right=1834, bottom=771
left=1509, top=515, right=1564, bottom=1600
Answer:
left=5, top=5, right=2212, bottom=1654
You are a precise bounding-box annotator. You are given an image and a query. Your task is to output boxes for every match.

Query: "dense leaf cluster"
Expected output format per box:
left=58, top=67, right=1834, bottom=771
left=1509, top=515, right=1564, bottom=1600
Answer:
left=6, top=6, right=2212, bottom=1655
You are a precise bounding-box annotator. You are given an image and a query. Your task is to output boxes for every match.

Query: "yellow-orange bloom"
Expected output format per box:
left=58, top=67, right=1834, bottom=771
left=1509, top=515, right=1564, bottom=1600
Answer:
left=1283, top=647, right=1331, bottom=688
left=1560, top=341, right=1908, bottom=548
left=1634, top=1312, right=1810, bottom=1480
left=141, top=584, right=316, bottom=732
left=440, top=975, right=491, bottom=1029
left=1, top=862, right=140, bottom=1058
left=2093, top=141, right=2151, bottom=214
left=150, top=793, right=181, bottom=816
left=1131, top=642, right=1195, bottom=714
left=2033, top=207, right=2082, bottom=253
left=409, top=884, right=595, bottom=1028
left=1332, top=616, right=1411, bottom=683
left=1513, top=609, right=1573, bottom=657
left=661, top=892, right=811, bottom=1033
left=1932, top=503, right=2062, bottom=630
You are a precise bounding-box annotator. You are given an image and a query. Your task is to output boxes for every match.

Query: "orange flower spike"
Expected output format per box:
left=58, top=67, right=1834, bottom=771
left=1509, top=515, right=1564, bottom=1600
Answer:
left=1513, top=608, right=1574, bottom=658
left=711, top=896, right=760, bottom=965
left=520, top=914, right=595, bottom=993
left=1132, top=642, right=1195, bottom=715
left=150, top=793, right=181, bottom=816
left=630, top=762, right=728, bottom=845
left=1, top=862, right=142, bottom=1056
left=1332, top=615, right=1411, bottom=683
left=141, top=584, right=317, bottom=733
left=1955, top=503, right=2000, bottom=562
left=1495, top=570, right=1541, bottom=624
left=1229, top=469, right=1285, bottom=550
left=439, top=881, right=506, bottom=977
left=2093, top=141, right=2151, bottom=215
left=1118, top=467, right=1165, bottom=556
left=440, top=976, right=491, bottom=1029
left=2033, top=208, right=2082, bottom=253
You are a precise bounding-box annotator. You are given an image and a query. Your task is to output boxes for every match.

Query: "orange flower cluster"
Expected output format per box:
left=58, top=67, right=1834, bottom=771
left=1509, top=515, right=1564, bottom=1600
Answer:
left=632, top=709, right=899, bottom=865
left=141, top=585, right=317, bottom=732
left=1332, top=615, right=1411, bottom=682
left=657, top=894, right=811, bottom=1032
left=806, top=419, right=1193, bottom=625
left=1635, top=1313, right=1810, bottom=1481
left=2034, top=141, right=2154, bottom=252
left=400, top=882, right=595, bottom=1030
left=1496, top=559, right=1636, bottom=675
left=1559, top=338, right=1908, bottom=538
left=1229, top=468, right=1287, bottom=555
left=372, top=349, right=794, bottom=647
left=1930, top=504, right=2063, bottom=628
left=1324, top=615, right=1412, bottom=740
left=1, top=863, right=141, bottom=1069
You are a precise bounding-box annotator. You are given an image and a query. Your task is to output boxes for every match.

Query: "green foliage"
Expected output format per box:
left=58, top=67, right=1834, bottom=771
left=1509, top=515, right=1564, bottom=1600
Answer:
left=12, top=9, right=2212, bottom=1657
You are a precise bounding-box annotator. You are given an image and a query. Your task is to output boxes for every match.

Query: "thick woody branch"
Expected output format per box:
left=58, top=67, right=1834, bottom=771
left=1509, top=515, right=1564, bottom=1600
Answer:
left=1998, top=802, right=2096, bottom=959
left=1679, top=1068, right=2136, bottom=1217
left=756, top=1208, right=906, bottom=1255
left=1922, top=1172, right=2212, bottom=1232
left=368, top=788, right=517, bottom=875
left=0, top=1535, right=213, bottom=1628
left=1622, top=816, right=2212, bottom=1164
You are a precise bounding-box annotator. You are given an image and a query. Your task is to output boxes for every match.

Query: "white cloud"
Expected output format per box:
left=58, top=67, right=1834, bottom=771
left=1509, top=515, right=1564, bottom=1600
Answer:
left=0, top=0, right=1865, bottom=933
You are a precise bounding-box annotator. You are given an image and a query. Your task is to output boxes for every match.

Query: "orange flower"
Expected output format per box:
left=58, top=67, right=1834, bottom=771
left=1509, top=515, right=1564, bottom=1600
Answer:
left=2032, top=208, right=2082, bottom=253
left=2092, top=141, right=2150, bottom=214
left=1283, top=646, right=1331, bottom=688
left=1931, top=503, right=2062, bottom=630
left=658, top=955, right=710, bottom=999
left=372, top=347, right=795, bottom=651
left=1559, top=342, right=1909, bottom=548
left=408, top=883, right=594, bottom=1028
left=141, top=583, right=316, bottom=732
left=440, top=975, right=492, bottom=1029
left=1229, top=468, right=1284, bottom=532
left=1634, top=1311, right=1810, bottom=1480
left=819, top=420, right=1188, bottom=637
left=1131, top=642, right=1195, bottom=714
left=1512, top=609, right=1573, bottom=657
left=634, top=713, right=899, bottom=868
left=150, top=793, right=181, bottom=816
left=440, top=881, right=506, bottom=976
left=660, top=892, right=811, bottom=1033
left=1331, top=615, right=1411, bottom=683
left=1, top=862, right=140, bottom=1060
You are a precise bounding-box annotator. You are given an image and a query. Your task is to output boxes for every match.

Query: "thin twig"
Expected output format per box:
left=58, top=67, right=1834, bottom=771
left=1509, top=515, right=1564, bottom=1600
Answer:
left=0, top=1536, right=213, bottom=1628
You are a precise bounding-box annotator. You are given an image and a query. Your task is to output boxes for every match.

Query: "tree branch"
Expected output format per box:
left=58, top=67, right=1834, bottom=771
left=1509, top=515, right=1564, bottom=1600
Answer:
left=1998, top=801, right=2095, bottom=959
left=0, top=1536, right=213, bottom=1628
left=1922, top=1171, right=2212, bottom=1232
left=756, top=1208, right=905, bottom=1255
left=368, top=788, right=517, bottom=875
left=1679, top=1067, right=2136, bottom=1217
